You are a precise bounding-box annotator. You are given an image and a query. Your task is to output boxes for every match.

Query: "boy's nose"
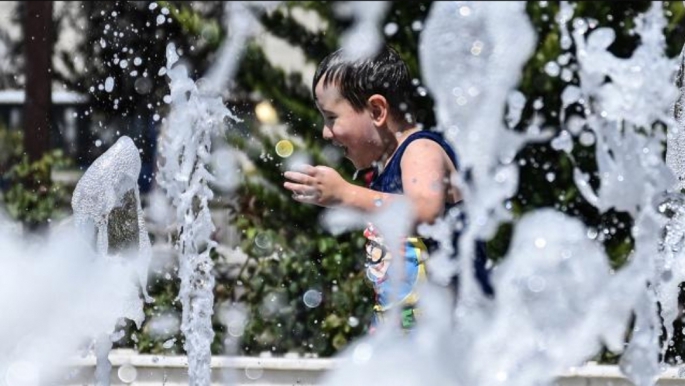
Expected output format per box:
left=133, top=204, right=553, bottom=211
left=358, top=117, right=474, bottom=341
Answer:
left=322, top=125, right=333, bottom=140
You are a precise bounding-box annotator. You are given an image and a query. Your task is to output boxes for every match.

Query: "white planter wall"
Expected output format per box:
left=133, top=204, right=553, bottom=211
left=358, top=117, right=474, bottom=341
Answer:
left=53, top=349, right=685, bottom=386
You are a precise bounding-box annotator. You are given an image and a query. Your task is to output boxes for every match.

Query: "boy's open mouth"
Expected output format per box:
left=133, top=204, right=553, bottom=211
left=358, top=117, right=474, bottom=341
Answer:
left=332, top=141, right=347, bottom=156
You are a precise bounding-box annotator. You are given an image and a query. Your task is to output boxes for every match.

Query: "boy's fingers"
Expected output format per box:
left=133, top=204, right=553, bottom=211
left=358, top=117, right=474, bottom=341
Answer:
left=292, top=191, right=320, bottom=203
left=284, top=171, right=316, bottom=185
left=283, top=171, right=304, bottom=182
left=284, top=181, right=317, bottom=196
left=287, top=164, right=315, bottom=175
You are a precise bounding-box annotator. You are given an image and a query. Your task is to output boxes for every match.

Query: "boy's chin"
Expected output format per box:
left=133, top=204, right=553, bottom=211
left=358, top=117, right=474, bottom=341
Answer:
left=349, top=159, right=369, bottom=171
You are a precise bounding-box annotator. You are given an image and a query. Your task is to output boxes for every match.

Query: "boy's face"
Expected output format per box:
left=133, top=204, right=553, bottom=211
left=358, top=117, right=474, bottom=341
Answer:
left=314, top=78, right=384, bottom=170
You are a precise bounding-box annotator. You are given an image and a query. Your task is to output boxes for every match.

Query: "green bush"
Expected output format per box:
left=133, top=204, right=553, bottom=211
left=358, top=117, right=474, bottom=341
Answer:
left=0, top=126, right=71, bottom=229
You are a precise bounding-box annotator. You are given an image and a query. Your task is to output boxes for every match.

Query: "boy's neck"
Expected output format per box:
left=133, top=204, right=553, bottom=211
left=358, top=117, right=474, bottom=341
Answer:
left=373, top=122, right=421, bottom=175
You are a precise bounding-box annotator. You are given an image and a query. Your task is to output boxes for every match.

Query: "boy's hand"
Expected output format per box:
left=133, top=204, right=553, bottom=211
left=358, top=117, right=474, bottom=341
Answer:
left=283, top=165, right=348, bottom=207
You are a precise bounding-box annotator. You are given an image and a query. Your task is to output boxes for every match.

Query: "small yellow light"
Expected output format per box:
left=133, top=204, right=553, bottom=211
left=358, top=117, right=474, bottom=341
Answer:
left=255, top=101, right=278, bottom=125
left=275, top=140, right=294, bottom=158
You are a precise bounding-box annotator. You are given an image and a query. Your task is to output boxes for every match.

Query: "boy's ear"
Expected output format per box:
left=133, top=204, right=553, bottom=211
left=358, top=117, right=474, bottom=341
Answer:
left=367, top=94, right=389, bottom=126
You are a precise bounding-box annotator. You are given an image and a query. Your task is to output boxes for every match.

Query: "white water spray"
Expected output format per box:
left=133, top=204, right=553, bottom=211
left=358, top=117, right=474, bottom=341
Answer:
left=323, top=2, right=685, bottom=386
left=155, top=2, right=282, bottom=383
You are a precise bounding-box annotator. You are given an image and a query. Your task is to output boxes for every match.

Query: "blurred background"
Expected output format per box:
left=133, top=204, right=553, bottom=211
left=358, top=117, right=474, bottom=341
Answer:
left=1, top=0, right=685, bottom=364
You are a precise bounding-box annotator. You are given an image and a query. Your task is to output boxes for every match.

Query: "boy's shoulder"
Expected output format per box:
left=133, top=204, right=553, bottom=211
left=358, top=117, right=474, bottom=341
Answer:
left=400, top=130, right=458, bottom=164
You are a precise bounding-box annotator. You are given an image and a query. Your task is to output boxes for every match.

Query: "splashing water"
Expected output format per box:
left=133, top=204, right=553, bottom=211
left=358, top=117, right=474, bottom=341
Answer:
left=70, top=135, right=153, bottom=385
left=155, top=2, right=282, bottom=383
left=338, top=1, right=390, bottom=61
left=204, top=1, right=281, bottom=95
left=0, top=226, right=146, bottom=385
left=153, top=13, right=273, bottom=380
left=156, top=42, right=236, bottom=385
left=71, top=135, right=153, bottom=303
left=3, top=1, right=685, bottom=385
left=0, top=135, right=150, bottom=384
left=321, top=1, right=685, bottom=386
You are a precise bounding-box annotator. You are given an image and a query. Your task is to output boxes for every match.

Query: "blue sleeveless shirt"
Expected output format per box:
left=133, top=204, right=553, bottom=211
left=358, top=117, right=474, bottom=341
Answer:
left=363, top=131, right=493, bottom=327
left=369, top=131, right=459, bottom=193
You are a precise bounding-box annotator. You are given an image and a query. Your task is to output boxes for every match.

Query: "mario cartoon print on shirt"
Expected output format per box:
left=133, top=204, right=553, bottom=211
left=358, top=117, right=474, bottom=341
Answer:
left=363, top=223, right=428, bottom=323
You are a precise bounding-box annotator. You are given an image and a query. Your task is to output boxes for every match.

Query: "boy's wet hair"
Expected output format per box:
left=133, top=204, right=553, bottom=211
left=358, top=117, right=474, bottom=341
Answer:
left=313, top=45, right=415, bottom=123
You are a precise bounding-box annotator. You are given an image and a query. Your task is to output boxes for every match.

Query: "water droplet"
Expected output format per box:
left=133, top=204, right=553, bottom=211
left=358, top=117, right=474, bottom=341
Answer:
left=534, top=238, right=547, bottom=248
left=119, top=59, right=128, bottom=69
left=117, top=364, right=137, bottom=383
left=162, top=338, right=176, bottom=349
left=544, top=61, right=561, bottom=77
left=352, top=342, right=373, bottom=364
left=348, top=316, right=359, bottom=327
left=572, top=18, right=588, bottom=34
left=587, top=228, right=598, bottom=240
left=254, top=233, right=273, bottom=250
left=228, top=320, right=246, bottom=337
left=579, top=131, right=595, bottom=147
left=384, top=22, right=398, bottom=36
left=303, top=289, right=322, bottom=308
left=245, top=366, right=264, bottom=380
left=470, top=40, right=483, bottom=56
left=551, top=130, right=573, bottom=153
left=156, top=14, right=166, bottom=25
left=134, top=77, right=152, bottom=95
left=527, top=275, right=546, bottom=293
left=104, top=77, right=115, bottom=93
left=561, top=68, right=573, bottom=82
left=275, top=140, right=294, bottom=158
left=533, top=98, right=544, bottom=110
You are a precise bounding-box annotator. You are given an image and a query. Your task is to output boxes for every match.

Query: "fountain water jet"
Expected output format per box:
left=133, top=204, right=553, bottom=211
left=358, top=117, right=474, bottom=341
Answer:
left=154, top=3, right=279, bottom=384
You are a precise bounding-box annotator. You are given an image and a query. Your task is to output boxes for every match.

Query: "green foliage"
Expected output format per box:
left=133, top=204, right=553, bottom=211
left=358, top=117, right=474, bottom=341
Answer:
left=0, top=127, right=71, bottom=227
left=0, top=125, right=23, bottom=171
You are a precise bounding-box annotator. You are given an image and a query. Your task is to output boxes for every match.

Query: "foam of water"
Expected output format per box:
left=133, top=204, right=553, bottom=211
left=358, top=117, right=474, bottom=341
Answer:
left=71, top=135, right=152, bottom=304
left=0, top=221, right=144, bottom=385
left=70, top=135, right=153, bottom=385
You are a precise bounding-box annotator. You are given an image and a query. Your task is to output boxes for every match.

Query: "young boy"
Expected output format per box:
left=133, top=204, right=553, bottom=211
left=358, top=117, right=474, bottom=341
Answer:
left=283, top=45, right=488, bottom=330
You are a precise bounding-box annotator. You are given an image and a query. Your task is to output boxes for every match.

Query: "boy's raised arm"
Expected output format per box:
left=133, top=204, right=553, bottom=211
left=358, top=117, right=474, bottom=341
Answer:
left=283, top=165, right=401, bottom=213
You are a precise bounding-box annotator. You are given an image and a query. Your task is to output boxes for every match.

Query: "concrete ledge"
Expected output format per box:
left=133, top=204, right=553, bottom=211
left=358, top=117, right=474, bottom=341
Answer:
left=60, top=349, right=335, bottom=385
left=52, top=350, right=685, bottom=385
